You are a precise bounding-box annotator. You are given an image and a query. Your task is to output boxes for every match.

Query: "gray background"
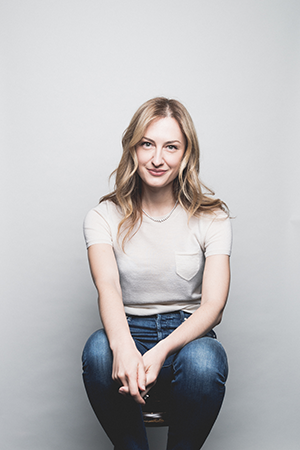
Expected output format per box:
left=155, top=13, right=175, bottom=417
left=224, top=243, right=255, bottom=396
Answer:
left=1, top=1, right=299, bottom=449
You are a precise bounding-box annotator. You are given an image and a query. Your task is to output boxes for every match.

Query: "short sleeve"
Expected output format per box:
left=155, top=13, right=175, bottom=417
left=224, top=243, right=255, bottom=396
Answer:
left=204, top=214, right=232, bottom=257
left=83, top=208, right=113, bottom=248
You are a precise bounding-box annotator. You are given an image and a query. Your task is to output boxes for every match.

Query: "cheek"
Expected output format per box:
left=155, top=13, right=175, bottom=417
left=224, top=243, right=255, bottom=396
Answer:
left=169, top=154, right=184, bottom=170
left=136, top=149, right=146, bottom=166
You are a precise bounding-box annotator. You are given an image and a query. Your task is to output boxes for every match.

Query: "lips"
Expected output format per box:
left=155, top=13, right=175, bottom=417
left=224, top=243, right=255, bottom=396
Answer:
left=147, top=169, right=167, bottom=176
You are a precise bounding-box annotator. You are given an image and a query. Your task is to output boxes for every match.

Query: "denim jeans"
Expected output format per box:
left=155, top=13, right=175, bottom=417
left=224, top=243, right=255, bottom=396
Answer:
left=82, top=311, right=228, bottom=450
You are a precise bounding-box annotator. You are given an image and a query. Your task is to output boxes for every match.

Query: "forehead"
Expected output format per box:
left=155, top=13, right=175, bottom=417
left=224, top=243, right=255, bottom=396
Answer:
left=144, top=117, right=184, bottom=141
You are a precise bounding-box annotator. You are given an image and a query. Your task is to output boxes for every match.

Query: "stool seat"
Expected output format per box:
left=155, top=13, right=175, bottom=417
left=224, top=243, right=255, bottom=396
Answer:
left=142, top=410, right=168, bottom=427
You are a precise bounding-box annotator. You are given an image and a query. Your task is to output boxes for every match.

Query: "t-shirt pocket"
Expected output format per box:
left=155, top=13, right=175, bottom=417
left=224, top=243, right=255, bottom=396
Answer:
left=175, top=252, right=200, bottom=281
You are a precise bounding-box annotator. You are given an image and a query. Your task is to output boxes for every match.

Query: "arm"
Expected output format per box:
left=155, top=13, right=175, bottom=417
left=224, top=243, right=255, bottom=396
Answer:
left=142, top=254, right=230, bottom=388
left=87, top=243, right=146, bottom=404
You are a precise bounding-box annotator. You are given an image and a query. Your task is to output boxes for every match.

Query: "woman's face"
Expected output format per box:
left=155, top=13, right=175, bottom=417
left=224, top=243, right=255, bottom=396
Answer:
left=136, top=117, right=186, bottom=192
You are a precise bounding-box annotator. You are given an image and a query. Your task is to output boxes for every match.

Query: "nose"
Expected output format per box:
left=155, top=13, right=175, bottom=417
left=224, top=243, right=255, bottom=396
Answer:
left=152, top=147, right=163, bottom=167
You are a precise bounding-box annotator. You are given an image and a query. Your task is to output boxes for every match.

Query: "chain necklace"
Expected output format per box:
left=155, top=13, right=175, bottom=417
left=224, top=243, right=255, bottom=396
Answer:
left=142, top=200, right=179, bottom=223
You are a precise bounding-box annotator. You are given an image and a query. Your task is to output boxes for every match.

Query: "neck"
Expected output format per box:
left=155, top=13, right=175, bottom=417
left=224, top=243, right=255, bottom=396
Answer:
left=141, top=186, right=177, bottom=217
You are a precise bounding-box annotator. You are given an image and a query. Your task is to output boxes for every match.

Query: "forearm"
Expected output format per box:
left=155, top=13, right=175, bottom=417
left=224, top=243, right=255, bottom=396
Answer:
left=87, top=243, right=146, bottom=403
left=153, top=254, right=230, bottom=360
left=155, top=301, right=224, bottom=359
left=141, top=300, right=225, bottom=390
left=88, top=244, right=134, bottom=351
left=96, top=283, right=135, bottom=351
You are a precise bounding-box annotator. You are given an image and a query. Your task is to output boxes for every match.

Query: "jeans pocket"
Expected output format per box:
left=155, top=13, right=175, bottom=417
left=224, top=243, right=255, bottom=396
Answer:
left=175, top=252, right=200, bottom=281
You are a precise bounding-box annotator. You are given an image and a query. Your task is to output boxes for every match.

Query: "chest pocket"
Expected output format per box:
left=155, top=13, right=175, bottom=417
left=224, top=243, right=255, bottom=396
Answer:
left=175, top=252, right=200, bottom=281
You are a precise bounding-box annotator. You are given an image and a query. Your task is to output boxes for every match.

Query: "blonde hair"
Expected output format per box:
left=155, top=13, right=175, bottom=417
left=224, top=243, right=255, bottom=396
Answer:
left=101, top=97, right=228, bottom=247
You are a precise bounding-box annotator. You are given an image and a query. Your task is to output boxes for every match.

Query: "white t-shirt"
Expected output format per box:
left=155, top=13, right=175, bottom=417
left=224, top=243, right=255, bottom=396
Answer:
left=84, top=201, right=232, bottom=316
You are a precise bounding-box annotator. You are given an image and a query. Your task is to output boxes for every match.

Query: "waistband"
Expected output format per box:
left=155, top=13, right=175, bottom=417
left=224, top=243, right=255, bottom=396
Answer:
left=126, top=310, right=192, bottom=320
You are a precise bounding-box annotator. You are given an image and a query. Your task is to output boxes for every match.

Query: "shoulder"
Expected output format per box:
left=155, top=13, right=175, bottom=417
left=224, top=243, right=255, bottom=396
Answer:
left=192, top=209, right=232, bottom=256
left=83, top=200, right=123, bottom=248
left=201, top=209, right=231, bottom=234
left=192, top=208, right=230, bottom=229
left=85, top=200, right=122, bottom=223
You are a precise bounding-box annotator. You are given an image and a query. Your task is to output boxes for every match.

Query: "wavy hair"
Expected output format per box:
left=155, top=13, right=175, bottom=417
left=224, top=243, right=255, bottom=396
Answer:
left=100, top=97, right=228, bottom=248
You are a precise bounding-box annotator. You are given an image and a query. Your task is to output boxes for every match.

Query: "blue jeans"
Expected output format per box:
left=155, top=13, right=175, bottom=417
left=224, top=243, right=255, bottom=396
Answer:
left=82, top=311, right=228, bottom=450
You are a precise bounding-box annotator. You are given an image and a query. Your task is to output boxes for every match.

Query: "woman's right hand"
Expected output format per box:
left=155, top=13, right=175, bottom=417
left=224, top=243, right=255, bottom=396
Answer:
left=112, top=342, right=146, bottom=404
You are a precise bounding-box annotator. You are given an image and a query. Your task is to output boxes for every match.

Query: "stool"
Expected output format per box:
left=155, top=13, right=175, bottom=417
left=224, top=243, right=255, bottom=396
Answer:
left=142, top=386, right=169, bottom=427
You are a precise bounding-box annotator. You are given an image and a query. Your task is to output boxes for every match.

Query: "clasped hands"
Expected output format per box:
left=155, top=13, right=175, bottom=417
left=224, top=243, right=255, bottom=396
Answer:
left=112, top=343, right=166, bottom=404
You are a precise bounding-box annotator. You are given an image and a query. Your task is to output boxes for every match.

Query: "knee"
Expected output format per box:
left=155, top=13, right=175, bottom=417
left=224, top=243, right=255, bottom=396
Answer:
left=82, top=329, right=112, bottom=373
left=175, top=337, right=228, bottom=388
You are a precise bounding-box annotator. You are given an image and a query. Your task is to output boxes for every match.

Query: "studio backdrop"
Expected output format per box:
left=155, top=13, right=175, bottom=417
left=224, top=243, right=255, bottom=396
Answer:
left=1, top=1, right=299, bottom=449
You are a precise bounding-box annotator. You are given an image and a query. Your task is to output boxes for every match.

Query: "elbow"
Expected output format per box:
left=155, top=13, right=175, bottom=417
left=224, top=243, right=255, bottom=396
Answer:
left=215, top=310, right=224, bottom=326
left=215, top=316, right=222, bottom=326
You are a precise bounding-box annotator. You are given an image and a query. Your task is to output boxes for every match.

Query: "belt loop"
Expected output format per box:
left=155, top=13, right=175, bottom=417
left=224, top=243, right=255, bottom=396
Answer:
left=156, top=314, right=163, bottom=340
left=180, top=310, right=185, bottom=322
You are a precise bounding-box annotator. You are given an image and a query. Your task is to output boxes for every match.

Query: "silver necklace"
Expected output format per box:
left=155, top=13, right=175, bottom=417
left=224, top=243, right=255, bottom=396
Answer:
left=142, top=200, right=178, bottom=223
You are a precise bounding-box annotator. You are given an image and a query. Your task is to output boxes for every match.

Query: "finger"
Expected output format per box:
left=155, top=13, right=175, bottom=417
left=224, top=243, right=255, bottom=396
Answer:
left=119, top=382, right=146, bottom=404
left=137, top=362, right=146, bottom=392
left=145, top=371, right=157, bottom=390
left=128, top=377, right=145, bottom=404
left=119, top=386, right=129, bottom=395
left=112, top=367, right=125, bottom=385
left=141, top=384, right=152, bottom=398
left=115, top=372, right=130, bottom=395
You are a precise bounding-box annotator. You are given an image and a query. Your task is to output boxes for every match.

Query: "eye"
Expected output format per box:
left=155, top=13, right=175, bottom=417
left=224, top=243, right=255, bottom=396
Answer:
left=166, top=144, right=178, bottom=151
left=141, top=141, right=152, bottom=148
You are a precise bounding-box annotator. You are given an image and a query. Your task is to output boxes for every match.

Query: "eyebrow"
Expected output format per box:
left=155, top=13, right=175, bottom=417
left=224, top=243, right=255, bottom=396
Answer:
left=165, top=140, right=182, bottom=145
left=142, top=137, right=183, bottom=145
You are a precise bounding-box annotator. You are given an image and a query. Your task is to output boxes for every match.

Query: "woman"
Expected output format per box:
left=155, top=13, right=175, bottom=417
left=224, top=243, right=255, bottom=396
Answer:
left=82, top=97, right=232, bottom=450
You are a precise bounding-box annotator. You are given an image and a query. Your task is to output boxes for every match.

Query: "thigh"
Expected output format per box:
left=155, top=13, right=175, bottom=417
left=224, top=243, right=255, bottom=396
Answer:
left=172, top=335, right=228, bottom=395
left=82, top=329, right=113, bottom=387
